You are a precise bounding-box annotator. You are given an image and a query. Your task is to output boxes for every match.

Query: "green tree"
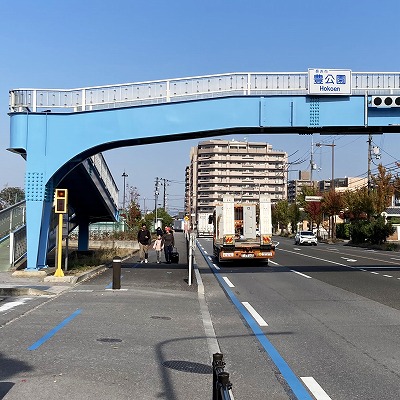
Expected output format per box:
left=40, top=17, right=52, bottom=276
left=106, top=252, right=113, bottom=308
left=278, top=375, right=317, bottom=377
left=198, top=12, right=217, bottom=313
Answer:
left=143, top=208, right=173, bottom=232
left=371, top=164, right=394, bottom=214
left=322, top=191, right=344, bottom=240
left=288, top=202, right=301, bottom=233
left=304, top=201, right=323, bottom=231
left=123, top=186, right=142, bottom=233
left=342, top=187, right=375, bottom=221
left=0, top=186, right=25, bottom=210
left=272, top=200, right=289, bottom=234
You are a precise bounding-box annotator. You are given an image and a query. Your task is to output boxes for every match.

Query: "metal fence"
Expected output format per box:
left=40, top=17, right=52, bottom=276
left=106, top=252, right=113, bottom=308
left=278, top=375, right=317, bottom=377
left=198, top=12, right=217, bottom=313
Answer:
left=10, top=72, right=400, bottom=113
left=212, top=353, right=234, bottom=400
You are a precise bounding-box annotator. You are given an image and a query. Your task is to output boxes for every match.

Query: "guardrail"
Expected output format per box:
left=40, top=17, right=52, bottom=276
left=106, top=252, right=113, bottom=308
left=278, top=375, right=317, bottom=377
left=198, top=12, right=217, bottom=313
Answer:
left=9, top=72, right=400, bottom=113
left=212, top=353, right=234, bottom=400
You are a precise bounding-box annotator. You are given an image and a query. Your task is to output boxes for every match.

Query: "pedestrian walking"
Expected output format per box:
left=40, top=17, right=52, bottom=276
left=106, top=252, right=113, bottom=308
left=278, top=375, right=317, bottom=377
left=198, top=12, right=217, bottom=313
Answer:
left=137, top=223, right=151, bottom=263
left=152, top=234, right=164, bottom=263
left=163, top=226, right=175, bottom=263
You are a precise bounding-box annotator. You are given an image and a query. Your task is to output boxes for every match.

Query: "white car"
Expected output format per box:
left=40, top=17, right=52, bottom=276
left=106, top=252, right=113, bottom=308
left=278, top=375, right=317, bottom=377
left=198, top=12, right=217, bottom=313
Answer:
left=294, top=231, right=318, bottom=246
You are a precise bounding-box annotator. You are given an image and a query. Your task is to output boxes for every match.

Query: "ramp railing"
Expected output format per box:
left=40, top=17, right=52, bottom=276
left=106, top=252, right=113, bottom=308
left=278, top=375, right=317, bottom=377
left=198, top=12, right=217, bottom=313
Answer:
left=10, top=72, right=400, bottom=113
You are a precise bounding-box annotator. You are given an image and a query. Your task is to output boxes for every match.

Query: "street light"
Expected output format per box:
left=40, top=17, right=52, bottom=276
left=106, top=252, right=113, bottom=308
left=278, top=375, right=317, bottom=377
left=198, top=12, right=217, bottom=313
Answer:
left=122, top=171, right=128, bottom=210
left=315, top=141, right=335, bottom=191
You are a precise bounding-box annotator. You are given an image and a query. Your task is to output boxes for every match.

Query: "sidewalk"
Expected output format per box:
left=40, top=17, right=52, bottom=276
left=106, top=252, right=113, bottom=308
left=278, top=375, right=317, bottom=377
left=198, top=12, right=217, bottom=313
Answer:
left=0, top=233, right=217, bottom=399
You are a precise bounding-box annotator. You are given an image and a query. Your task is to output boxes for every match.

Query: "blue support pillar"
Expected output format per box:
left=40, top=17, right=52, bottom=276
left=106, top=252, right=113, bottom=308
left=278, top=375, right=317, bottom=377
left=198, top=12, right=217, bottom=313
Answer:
left=36, top=199, right=53, bottom=269
left=25, top=200, right=45, bottom=270
left=78, top=220, right=89, bottom=251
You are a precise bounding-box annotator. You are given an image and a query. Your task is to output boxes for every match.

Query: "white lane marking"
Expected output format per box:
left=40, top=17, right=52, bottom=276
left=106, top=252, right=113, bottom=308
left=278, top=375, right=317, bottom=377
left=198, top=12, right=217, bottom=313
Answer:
left=242, top=302, right=268, bottom=326
left=213, top=263, right=220, bottom=270
left=294, top=247, right=301, bottom=251
left=360, top=266, right=400, bottom=269
left=222, top=276, right=235, bottom=288
left=208, top=256, right=213, bottom=261
left=0, top=297, right=32, bottom=313
left=204, top=250, right=208, bottom=254
left=383, top=274, right=393, bottom=278
left=359, top=269, right=367, bottom=272
left=268, top=260, right=280, bottom=266
left=290, top=270, right=312, bottom=279
left=370, top=272, right=379, bottom=275
left=390, top=257, right=400, bottom=261
left=301, top=377, right=332, bottom=400
left=340, top=257, right=357, bottom=262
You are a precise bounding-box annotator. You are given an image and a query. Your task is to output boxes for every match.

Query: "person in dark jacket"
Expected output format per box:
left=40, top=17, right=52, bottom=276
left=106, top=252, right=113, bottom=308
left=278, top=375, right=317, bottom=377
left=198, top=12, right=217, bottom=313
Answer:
left=163, top=226, right=175, bottom=263
left=156, top=226, right=163, bottom=237
left=137, top=223, right=151, bottom=263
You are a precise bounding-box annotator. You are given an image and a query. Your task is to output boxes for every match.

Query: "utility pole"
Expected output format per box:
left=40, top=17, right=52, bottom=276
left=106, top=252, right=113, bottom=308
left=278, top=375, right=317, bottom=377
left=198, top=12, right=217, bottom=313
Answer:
left=310, top=137, right=315, bottom=185
left=367, top=133, right=372, bottom=193
left=154, top=177, right=160, bottom=230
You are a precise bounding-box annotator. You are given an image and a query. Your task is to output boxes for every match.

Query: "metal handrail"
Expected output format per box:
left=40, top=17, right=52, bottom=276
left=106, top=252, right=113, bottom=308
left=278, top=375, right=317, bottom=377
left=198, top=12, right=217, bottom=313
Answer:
left=9, top=71, right=400, bottom=113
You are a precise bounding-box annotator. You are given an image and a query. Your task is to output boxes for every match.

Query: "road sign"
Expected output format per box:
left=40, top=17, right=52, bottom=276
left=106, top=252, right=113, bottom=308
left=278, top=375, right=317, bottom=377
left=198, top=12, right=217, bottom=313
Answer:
left=305, top=196, right=322, bottom=202
left=308, top=68, right=351, bottom=95
left=184, top=216, right=189, bottom=221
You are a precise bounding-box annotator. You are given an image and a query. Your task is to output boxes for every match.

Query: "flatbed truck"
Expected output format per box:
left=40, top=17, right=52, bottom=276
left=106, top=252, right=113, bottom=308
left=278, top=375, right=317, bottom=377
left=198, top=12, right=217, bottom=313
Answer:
left=212, top=194, right=275, bottom=263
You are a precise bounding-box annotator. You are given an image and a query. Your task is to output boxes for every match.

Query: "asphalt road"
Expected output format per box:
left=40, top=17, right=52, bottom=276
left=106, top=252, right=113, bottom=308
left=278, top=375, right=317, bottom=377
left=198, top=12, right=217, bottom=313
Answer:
left=1, top=235, right=400, bottom=399
left=197, top=236, right=400, bottom=399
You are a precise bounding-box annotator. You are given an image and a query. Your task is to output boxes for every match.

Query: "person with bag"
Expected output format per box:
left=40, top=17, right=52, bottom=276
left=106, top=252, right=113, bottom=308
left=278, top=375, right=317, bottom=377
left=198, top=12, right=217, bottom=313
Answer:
left=163, top=226, right=175, bottom=264
left=137, top=223, right=151, bottom=263
left=152, top=234, right=164, bottom=264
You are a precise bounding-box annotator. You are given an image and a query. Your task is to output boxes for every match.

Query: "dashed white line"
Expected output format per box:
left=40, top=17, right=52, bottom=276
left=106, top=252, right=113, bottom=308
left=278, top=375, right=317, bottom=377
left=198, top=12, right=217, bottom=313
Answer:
left=383, top=274, right=393, bottom=278
left=268, top=260, right=280, bottom=266
left=222, top=276, right=235, bottom=288
left=290, top=270, right=312, bottom=279
left=213, top=263, right=220, bottom=270
left=242, top=302, right=268, bottom=326
left=301, top=377, right=332, bottom=400
left=370, top=272, right=379, bottom=275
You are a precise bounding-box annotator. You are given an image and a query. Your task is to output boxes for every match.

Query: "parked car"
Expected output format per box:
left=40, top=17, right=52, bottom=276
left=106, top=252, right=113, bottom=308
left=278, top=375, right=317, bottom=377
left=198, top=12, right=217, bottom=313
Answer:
left=294, top=231, right=318, bottom=246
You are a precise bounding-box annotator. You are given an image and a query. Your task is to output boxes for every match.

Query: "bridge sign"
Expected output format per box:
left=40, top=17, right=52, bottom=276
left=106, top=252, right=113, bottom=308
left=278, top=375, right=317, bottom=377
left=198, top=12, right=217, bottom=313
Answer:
left=308, top=68, right=351, bottom=95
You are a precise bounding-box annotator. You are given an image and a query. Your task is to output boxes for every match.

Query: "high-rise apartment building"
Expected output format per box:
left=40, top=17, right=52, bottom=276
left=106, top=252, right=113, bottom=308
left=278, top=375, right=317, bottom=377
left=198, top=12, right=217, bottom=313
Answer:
left=185, top=139, right=288, bottom=221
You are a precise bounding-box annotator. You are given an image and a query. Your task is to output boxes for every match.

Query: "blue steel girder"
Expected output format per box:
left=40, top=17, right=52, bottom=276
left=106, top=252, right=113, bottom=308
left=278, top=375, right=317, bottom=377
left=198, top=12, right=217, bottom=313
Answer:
left=8, top=95, right=400, bottom=269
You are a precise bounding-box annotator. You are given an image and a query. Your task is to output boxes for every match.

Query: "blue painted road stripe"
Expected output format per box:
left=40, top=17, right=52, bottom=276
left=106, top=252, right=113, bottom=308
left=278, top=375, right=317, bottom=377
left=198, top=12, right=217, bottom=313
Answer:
left=197, top=243, right=312, bottom=400
left=28, top=309, right=82, bottom=350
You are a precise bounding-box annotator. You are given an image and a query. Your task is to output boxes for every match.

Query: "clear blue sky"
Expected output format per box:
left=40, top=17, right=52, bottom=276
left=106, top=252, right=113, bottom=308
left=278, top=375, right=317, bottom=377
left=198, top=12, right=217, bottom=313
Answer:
left=1, top=0, right=400, bottom=213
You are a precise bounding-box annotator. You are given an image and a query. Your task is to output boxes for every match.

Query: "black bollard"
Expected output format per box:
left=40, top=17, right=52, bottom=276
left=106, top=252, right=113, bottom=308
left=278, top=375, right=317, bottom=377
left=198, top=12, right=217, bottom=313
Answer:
left=112, top=256, right=122, bottom=289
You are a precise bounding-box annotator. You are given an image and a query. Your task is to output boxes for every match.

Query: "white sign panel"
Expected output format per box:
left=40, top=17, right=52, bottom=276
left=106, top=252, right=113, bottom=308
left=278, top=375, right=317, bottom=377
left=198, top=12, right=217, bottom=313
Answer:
left=305, top=196, right=322, bottom=202
left=308, top=68, right=351, bottom=95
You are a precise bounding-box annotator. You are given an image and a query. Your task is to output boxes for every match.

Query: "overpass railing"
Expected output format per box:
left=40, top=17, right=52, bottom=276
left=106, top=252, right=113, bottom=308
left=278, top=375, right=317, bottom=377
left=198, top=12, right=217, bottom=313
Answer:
left=9, top=72, right=400, bottom=113
left=88, top=153, right=119, bottom=209
left=0, top=201, right=26, bottom=241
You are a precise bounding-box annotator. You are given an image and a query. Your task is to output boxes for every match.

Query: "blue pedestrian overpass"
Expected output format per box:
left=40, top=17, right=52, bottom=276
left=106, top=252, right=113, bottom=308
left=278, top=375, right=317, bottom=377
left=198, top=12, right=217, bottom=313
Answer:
left=8, top=70, right=400, bottom=270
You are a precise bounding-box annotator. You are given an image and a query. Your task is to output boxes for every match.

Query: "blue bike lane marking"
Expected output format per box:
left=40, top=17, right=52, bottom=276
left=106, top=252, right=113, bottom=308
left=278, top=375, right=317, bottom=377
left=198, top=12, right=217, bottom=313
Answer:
left=28, top=309, right=82, bottom=350
left=197, top=243, right=312, bottom=400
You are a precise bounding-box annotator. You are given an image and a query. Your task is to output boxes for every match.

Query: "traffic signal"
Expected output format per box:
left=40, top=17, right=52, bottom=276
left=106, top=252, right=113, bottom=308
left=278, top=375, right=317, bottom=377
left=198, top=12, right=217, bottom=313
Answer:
left=370, top=96, right=400, bottom=107
left=55, top=189, right=68, bottom=213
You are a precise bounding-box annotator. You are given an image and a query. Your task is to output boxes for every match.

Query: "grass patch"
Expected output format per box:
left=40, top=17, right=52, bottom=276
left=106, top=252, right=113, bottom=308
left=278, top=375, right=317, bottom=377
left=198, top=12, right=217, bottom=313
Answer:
left=65, top=247, right=135, bottom=275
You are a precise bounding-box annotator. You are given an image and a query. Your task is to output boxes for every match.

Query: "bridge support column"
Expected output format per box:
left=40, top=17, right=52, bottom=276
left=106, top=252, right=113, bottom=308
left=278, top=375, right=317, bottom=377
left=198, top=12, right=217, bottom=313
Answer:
left=25, top=200, right=49, bottom=270
left=37, top=200, right=53, bottom=269
left=78, top=219, right=89, bottom=251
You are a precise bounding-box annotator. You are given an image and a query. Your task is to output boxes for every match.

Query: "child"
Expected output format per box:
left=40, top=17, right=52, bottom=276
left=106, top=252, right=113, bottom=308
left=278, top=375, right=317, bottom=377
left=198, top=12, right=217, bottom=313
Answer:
left=152, top=234, right=164, bottom=264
